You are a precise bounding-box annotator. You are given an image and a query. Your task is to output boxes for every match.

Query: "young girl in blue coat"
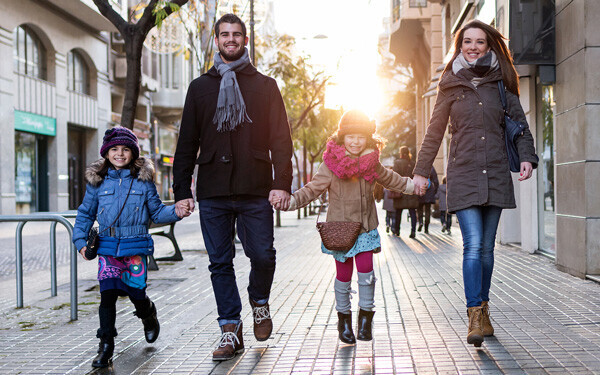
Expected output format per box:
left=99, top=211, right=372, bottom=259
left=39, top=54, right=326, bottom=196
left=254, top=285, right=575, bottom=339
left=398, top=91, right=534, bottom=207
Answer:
left=73, top=127, right=188, bottom=368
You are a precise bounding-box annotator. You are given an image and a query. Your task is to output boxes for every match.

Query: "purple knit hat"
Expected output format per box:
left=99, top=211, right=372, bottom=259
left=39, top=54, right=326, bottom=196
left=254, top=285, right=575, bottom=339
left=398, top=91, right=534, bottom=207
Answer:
left=100, top=127, right=140, bottom=160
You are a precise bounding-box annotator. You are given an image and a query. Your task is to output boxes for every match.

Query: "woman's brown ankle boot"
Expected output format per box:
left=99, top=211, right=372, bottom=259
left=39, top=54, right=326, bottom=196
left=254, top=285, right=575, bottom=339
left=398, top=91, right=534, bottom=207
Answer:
left=466, top=306, right=484, bottom=347
left=481, top=301, right=494, bottom=336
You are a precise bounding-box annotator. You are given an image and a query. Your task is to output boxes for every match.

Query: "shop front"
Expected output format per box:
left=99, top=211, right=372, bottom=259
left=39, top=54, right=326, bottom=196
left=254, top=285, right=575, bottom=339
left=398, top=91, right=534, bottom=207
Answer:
left=14, top=110, right=55, bottom=213
left=156, top=124, right=178, bottom=201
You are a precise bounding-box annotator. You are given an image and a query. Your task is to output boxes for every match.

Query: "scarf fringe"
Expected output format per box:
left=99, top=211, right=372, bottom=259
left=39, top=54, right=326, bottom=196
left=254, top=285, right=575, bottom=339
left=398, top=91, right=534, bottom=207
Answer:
left=214, top=105, right=253, bottom=132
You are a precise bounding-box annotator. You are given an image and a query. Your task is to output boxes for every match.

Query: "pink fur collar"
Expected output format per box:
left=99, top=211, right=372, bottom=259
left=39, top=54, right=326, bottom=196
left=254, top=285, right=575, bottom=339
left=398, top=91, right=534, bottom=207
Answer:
left=322, top=140, right=380, bottom=183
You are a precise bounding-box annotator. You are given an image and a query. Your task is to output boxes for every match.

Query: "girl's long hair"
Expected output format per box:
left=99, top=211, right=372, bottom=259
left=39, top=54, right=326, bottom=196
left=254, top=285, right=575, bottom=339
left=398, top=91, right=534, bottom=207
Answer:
left=328, top=131, right=386, bottom=151
left=443, top=20, right=520, bottom=96
left=97, top=158, right=140, bottom=179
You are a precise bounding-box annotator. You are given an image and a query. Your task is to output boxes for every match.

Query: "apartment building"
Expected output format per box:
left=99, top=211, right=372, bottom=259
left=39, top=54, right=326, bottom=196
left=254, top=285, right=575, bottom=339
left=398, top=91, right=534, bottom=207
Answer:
left=388, top=0, right=599, bottom=279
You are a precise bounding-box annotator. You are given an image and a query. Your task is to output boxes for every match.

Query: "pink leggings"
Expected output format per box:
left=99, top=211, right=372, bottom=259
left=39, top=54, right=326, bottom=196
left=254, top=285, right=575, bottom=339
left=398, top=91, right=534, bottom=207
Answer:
left=335, top=251, right=374, bottom=282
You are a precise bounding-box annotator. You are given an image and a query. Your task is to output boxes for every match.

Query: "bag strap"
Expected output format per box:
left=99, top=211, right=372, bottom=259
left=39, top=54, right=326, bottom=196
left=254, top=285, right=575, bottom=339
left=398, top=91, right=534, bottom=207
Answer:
left=497, top=80, right=509, bottom=114
left=98, top=178, right=134, bottom=235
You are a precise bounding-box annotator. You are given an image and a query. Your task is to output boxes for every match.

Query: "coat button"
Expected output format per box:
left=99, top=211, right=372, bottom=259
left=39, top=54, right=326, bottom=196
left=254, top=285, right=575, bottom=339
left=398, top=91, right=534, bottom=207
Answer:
left=483, top=170, right=487, bottom=174
left=478, top=102, right=483, bottom=106
left=481, top=136, right=485, bottom=140
left=220, top=155, right=231, bottom=163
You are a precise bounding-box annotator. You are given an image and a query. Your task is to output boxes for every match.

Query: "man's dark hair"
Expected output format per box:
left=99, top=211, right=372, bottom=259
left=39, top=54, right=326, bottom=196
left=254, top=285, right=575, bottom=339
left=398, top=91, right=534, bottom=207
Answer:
left=214, top=13, right=246, bottom=38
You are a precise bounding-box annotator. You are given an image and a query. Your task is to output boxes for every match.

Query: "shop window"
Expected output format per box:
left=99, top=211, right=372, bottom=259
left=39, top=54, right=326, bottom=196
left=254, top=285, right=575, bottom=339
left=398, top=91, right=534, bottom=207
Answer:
left=13, top=25, right=47, bottom=80
left=67, top=50, right=90, bottom=95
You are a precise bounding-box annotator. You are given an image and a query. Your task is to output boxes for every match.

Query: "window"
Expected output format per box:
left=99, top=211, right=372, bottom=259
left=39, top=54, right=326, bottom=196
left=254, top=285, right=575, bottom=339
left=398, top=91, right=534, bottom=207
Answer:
left=13, top=25, right=46, bottom=79
left=409, top=0, right=427, bottom=8
left=67, top=51, right=90, bottom=95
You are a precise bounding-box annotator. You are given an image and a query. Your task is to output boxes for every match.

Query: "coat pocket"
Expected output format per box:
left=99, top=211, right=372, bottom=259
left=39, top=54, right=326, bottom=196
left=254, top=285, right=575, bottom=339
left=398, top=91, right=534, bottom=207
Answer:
left=252, top=149, right=272, bottom=164
left=196, top=149, right=216, bottom=165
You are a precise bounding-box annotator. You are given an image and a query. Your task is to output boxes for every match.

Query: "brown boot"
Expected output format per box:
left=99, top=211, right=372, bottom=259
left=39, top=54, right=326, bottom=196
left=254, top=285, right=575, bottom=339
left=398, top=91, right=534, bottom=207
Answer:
left=212, top=322, right=244, bottom=361
left=250, top=298, right=272, bottom=341
left=466, top=306, right=484, bottom=347
left=481, top=301, right=494, bottom=337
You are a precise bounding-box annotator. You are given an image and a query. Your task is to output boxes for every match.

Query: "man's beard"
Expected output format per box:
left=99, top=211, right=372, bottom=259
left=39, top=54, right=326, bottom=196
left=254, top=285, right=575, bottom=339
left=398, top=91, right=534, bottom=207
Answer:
left=218, top=44, right=245, bottom=62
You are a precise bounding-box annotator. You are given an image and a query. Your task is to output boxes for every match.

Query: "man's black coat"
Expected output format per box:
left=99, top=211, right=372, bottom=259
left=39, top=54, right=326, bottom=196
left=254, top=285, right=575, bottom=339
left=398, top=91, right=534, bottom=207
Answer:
left=173, top=64, right=293, bottom=201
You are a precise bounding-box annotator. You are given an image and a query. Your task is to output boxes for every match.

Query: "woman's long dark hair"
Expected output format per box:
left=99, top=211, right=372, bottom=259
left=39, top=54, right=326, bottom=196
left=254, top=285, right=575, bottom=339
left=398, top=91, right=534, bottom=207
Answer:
left=443, top=20, right=520, bottom=96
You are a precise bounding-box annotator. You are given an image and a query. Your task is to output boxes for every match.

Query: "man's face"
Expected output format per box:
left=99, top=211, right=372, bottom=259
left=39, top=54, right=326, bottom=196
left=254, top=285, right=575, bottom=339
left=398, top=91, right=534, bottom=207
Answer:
left=215, top=22, right=248, bottom=63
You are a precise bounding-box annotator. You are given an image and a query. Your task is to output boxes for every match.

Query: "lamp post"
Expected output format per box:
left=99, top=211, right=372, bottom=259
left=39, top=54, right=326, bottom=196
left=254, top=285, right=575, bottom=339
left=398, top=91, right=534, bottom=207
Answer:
left=250, top=0, right=255, bottom=63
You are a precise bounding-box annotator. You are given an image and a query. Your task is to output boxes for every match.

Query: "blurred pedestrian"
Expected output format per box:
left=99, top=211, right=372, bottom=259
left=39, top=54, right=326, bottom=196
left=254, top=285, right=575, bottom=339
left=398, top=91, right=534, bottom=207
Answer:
left=437, top=176, right=452, bottom=235
left=393, top=146, right=420, bottom=238
left=73, top=127, right=186, bottom=368
left=416, top=166, right=439, bottom=234
left=412, top=20, right=538, bottom=347
left=172, top=14, right=293, bottom=361
left=382, top=187, right=397, bottom=234
left=282, top=110, right=418, bottom=344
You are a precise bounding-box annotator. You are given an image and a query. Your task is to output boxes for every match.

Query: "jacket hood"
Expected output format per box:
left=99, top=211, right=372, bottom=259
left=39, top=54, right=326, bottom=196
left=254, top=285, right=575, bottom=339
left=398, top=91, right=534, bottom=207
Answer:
left=85, top=157, right=155, bottom=186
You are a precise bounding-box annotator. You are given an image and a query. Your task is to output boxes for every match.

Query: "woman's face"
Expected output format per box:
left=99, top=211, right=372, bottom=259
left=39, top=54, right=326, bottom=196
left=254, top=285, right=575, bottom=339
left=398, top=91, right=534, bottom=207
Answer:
left=461, top=27, right=490, bottom=62
left=107, top=145, right=133, bottom=170
left=344, top=134, right=368, bottom=156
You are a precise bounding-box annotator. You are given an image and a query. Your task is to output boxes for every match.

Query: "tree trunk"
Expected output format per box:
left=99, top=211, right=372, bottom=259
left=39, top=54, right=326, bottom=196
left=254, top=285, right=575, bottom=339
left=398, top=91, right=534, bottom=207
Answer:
left=121, top=26, right=144, bottom=129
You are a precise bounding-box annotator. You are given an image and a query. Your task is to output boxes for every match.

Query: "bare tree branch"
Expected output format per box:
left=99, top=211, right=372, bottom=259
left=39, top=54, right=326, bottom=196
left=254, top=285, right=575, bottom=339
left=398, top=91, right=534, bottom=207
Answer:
left=92, top=0, right=127, bottom=33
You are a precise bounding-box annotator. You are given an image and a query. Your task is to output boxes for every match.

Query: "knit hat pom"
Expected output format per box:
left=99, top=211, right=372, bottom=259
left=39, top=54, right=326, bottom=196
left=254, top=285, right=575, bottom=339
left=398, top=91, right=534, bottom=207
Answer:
left=337, top=109, right=376, bottom=136
left=100, top=126, right=140, bottom=160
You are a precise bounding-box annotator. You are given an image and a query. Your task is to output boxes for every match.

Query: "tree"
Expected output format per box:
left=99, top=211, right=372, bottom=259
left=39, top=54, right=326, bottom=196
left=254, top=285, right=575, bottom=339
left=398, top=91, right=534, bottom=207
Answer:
left=377, top=51, right=417, bottom=161
left=92, top=0, right=189, bottom=129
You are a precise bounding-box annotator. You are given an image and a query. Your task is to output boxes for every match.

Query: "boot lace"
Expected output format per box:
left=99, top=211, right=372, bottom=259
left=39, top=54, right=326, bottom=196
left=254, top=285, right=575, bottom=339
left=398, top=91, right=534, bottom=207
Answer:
left=252, top=305, right=271, bottom=325
left=217, top=331, right=240, bottom=348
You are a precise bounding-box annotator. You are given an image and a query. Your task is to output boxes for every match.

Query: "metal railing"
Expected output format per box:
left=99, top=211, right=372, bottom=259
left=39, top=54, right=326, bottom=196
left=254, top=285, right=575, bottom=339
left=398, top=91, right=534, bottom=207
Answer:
left=0, top=214, right=78, bottom=321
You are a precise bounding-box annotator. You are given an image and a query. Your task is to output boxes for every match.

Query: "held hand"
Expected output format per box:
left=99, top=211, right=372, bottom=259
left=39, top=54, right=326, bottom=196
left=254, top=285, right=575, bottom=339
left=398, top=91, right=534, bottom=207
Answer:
left=518, top=162, right=533, bottom=181
left=175, top=198, right=195, bottom=218
left=79, top=248, right=89, bottom=261
left=413, top=175, right=429, bottom=196
left=269, top=190, right=290, bottom=211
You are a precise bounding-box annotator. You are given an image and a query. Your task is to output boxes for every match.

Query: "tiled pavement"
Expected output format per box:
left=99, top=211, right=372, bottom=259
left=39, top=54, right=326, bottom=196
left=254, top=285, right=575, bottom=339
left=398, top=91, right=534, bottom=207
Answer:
left=0, top=208, right=599, bottom=374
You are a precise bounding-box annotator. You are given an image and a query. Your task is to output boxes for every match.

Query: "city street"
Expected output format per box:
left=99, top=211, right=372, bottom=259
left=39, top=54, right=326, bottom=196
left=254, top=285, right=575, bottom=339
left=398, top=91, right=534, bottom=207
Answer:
left=0, top=208, right=599, bottom=374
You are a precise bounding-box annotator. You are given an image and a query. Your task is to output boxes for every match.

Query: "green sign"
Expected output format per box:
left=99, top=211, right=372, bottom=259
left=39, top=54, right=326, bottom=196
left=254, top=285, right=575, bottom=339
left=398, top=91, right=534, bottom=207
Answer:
left=14, top=110, right=56, bottom=136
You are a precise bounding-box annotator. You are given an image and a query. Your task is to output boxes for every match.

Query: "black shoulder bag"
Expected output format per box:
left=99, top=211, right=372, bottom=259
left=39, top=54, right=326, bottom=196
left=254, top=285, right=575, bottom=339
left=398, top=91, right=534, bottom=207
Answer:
left=497, top=80, right=529, bottom=173
left=85, top=179, right=134, bottom=260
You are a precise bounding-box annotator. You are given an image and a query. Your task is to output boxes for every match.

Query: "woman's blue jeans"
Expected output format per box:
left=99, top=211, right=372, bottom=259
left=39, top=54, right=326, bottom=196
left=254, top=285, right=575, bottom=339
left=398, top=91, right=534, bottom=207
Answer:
left=455, top=205, right=503, bottom=308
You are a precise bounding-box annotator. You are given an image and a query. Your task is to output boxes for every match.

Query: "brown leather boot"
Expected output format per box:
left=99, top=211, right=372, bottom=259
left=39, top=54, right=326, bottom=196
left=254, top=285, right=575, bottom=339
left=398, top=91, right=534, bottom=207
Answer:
left=466, top=306, right=484, bottom=347
left=212, top=322, right=244, bottom=361
left=249, top=298, right=272, bottom=341
left=481, top=301, right=494, bottom=337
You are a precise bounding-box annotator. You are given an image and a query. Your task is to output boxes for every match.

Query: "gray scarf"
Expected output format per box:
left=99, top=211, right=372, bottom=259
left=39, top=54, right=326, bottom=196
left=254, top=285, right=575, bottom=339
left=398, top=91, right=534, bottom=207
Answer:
left=212, top=48, right=253, bottom=132
left=452, top=50, right=499, bottom=87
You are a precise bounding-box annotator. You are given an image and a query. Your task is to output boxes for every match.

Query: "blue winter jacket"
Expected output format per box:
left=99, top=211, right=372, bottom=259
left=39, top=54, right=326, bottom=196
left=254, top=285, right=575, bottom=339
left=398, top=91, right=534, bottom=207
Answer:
left=73, top=157, right=180, bottom=257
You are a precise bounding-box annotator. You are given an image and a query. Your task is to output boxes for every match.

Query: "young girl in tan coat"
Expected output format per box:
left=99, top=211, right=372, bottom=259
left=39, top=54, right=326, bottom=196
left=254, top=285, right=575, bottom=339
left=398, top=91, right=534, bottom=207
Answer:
left=281, top=110, right=420, bottom=343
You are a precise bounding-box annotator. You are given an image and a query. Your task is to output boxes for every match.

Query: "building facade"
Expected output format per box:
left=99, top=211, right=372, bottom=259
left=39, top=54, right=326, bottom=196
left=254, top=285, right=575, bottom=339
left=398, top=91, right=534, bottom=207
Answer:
left=388, top=0, right=599, bottom=279
left=0, top=0, right=199, bottom=212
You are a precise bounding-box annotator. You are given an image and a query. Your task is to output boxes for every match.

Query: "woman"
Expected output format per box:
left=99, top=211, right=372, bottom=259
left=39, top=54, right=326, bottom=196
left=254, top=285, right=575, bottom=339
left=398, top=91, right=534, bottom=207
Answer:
left=412, top=20, right=538, bottom=347
left=393, top=146, right=419, bottom=238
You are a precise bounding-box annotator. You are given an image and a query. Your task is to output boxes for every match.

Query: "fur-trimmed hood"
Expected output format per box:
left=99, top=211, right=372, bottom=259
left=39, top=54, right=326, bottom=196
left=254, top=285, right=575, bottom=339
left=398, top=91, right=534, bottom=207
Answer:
left=85, top=157, right=155, bottom=187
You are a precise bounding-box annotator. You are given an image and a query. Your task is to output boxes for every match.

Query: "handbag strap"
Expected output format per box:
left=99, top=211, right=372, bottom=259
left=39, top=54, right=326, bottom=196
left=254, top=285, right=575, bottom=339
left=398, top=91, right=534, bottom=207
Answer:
left=315, top=177, right=365, bottom=232
left=497, top=80, right=509, bottom=114
left=97, top=178, right=134, bottom=235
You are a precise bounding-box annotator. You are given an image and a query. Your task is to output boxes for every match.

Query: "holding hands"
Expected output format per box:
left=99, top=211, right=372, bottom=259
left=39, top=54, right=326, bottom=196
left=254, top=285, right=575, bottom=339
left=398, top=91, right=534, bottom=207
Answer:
left=269, top=189, right=291, bottom=211
left=175, top=198, right=195, bottom=218
left=413, top=174, right=429, bottom=196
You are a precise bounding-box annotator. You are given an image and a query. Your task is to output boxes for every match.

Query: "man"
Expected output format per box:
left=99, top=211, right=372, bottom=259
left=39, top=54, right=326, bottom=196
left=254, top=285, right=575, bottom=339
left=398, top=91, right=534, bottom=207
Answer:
left=172, top=13, right=293, bottom=361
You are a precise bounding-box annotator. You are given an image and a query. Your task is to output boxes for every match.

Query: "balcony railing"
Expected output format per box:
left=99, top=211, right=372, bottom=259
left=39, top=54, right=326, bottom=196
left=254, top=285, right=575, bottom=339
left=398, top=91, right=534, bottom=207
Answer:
left=68, top=90, right=98, bottom=128
left=15, top=73, right=56, bottom=119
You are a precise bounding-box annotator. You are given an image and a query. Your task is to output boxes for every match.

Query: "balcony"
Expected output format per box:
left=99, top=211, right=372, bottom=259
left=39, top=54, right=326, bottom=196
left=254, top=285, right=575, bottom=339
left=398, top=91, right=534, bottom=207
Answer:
left=68, top=90, right=98, bottom=128
left=389, top=0, right=432, bottom=66
left=45, top=0, right=119, bottom=32
left=15, top=73, right=56, bottom=119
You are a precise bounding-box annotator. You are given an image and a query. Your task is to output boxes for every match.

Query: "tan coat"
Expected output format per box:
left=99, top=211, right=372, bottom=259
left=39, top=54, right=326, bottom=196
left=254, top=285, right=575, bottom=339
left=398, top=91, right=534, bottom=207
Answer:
left=289, top=149, right=415, bottom=234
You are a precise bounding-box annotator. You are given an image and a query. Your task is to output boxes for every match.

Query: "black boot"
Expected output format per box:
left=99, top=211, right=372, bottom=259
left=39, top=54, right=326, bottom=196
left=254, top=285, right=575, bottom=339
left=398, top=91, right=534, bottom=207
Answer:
left=356, top=309, right=375, bottom=341
left=92, top=337, right=114, bottom=368
left=337, top=312, right=356, bottom=344
left=135, top=301, right=160, bottom=343
left=409, top=230, right=416, bottom=238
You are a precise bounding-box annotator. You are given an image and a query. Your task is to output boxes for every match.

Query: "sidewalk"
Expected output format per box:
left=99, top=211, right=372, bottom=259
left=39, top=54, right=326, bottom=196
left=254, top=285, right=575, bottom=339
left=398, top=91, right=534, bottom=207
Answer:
left=0, top=208, right=599, bottom=374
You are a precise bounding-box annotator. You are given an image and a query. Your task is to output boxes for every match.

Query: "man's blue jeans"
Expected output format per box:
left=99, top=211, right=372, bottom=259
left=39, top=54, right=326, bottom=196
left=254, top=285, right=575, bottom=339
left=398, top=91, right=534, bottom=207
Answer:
left=198, top=197, right=275, bottom=326
left=455, top=205, right=503, bottom=308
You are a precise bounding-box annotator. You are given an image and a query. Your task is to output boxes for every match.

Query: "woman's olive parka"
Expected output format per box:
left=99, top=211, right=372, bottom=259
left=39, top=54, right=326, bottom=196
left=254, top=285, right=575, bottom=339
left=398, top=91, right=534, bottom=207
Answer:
left=413, top=69, right=538, bottom=213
